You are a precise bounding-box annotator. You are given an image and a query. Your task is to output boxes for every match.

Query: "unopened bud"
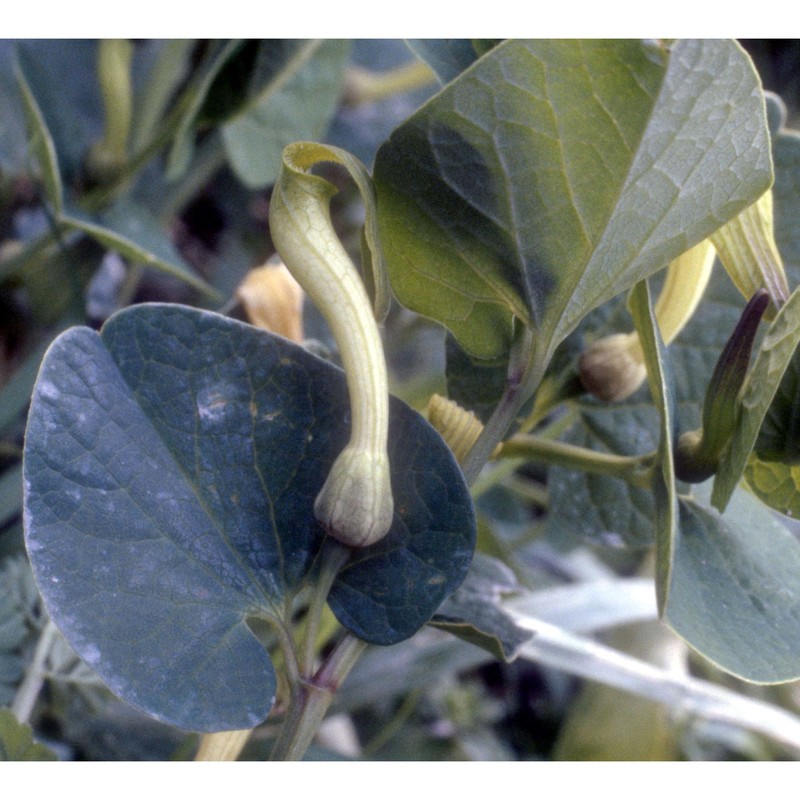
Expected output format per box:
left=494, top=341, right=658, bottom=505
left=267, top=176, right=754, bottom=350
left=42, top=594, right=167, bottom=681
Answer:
left=674, top=290, right=769, bottom=483
left=579, top=332, right=647, bottom=402
left=580, top=240, right=715, bottom=402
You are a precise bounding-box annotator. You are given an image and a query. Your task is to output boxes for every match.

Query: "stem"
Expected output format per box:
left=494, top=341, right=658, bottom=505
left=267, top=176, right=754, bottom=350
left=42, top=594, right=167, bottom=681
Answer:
left=270, top=634, right=367, bottom=761
left=195, top=729, right=252, bottom=761
left=343, top=62, right=436, bottom=105
left=300, top=539, right=351, bottom=676
left=461, top=325, right=538, bottom=486
left=11, top=619, right=58, bottom=724
left=500, top=434, right=655, bottom=489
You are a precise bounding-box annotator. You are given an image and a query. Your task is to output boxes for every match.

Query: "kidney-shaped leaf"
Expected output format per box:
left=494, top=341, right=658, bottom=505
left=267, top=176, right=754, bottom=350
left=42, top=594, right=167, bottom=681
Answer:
left=23, top=303, right=475, bottom=731
left=374, top=39, right=772, bottom=364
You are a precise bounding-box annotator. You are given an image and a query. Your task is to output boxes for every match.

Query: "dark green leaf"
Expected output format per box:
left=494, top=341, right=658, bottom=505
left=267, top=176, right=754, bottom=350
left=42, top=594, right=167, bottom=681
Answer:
left=546, top=403, right=660, bottom=549
left=445, top=333, right=508, bottom=422
left=0, top=709, right=57, bottom=761
left=374, top=39, right=772, bottom=364
left=664, top=481, right=800, bottom=683
left=24, top=304, right=475, bottom=730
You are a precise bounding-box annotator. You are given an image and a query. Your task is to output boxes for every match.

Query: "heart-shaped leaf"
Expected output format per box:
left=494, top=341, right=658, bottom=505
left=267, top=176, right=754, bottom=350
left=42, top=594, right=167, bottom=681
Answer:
left=374, top=39, right=772, bottom=364
left=23, top=303, right=475, bottom=731
left=664, top=481, right=800, bottom=683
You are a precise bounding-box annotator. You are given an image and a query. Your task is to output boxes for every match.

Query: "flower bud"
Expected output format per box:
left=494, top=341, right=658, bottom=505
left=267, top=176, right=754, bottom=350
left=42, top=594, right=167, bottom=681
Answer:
left=674, top=290, right=769, bottom=483
left=579, top=332, right=647, bottom=402
left=580, top=240, right=715, bottom=402
left=236, top=257, right=305, bottom=343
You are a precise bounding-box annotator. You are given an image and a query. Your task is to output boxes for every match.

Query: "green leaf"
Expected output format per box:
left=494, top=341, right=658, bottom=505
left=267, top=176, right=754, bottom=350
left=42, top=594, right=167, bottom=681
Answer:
left=0, top=709, right=57, bottom=761
left=23, top=303, right=475, bottom=731
left=664, top=481, right=800, bottom=683
left=404, top=40, right=484, bottom=84
left=628, top=281, right=678, bottom=613
left=14, top=54, right=63, bottom=214
left=712, top=284, right=800, bottom=511
left=430, top=553, right=532, bottom=661
left=60, top=200, right=221, bottom=299
left=374, top=39, right=772, bottom=364
left=221, top=40, right=350, bottom=190
left=743, top=457, right=800, bottom=519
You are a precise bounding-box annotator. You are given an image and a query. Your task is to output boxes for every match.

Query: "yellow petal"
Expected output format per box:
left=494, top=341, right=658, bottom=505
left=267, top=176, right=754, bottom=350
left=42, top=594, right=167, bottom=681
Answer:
left=709, top=189, right=789, bottom=319
left=236, top=258, right=305, bottom=343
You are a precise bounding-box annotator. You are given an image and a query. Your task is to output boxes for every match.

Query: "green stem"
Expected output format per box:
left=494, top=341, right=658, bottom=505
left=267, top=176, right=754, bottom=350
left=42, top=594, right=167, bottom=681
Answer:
left=461, top=325, right=538, bottom=486
left=270, top=633, right=367, bottom=761
left=300, top=539, right=351, bottom=676
left=500, top=434, right=656, bottom=489
left=11, top=619, right=58, bottom=724
left=343, top=61, right=436, bottom=105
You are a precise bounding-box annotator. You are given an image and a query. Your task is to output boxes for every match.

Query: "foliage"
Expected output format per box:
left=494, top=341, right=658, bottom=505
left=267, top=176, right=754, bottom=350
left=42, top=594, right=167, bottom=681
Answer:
left=4, top=38, right=800, bottom=761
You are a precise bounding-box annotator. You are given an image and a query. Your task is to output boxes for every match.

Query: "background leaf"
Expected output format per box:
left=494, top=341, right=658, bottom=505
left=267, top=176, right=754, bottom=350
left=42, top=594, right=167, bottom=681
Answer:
left=374, top=39, right=773, bottom=364
left=221, top=40, right=350, bottom=189
left=404, top=40, right=484, bottom=84
left=24, top=303, right=475, bottom=730
left=430, top=553, right=533, bottom=661
left=14, top=54, right=64, bottom=214
left=743, top=457, right=800, bottom=518
left=14, top=41, right=102, bottom=183
left=60, top=200, right=220, bottom=299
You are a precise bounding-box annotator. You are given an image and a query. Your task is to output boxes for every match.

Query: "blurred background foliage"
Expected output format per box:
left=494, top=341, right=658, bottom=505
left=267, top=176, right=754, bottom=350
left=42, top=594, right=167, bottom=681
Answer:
left=2, top=39, right=800, bottom=761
